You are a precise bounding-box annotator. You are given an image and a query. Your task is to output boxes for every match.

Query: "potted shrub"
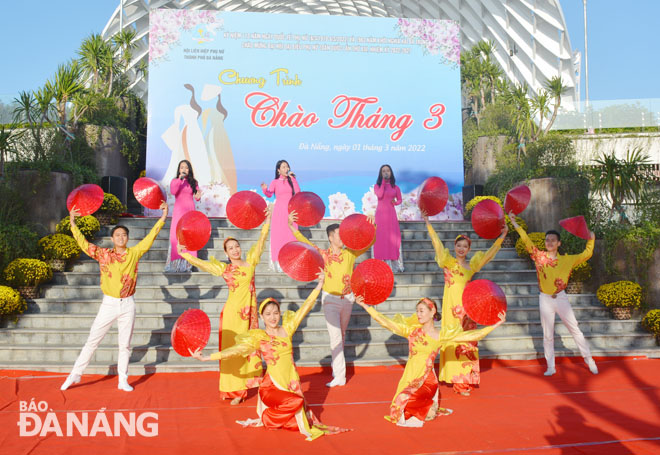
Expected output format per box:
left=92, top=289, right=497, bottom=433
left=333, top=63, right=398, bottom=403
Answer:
left=38, top=234, right=82, bottom=272
left=56, top=214, right=100, bottom=240
left=596, top=281, right=643, bottom=320
left=515, top=232, right=546, bottom=258
left=566, top=261, right=592, bottom=294
left=0, top=285, right=27, bottom=323
left=642, top=309, right=660, bottom=345
left=3, top=258, right=53, bottom=300
left=93, top=193, right=126, bottom=225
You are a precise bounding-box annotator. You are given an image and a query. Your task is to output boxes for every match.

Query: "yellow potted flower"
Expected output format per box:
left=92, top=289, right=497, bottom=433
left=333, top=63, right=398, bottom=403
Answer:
left=596, top=281, right=642, bottom=320
left=38, top=234, right=82, bottom=272
left=642, top=309, right=660, bottom=345
left=56, top=214, right=100, bottom=240
left=0, top=285, right=27, bottom=323
left=93, top=193, right=127, bottom=225
left=3, top=258, right=53, bottom=300
left=566, top=261, right=592, bottom=294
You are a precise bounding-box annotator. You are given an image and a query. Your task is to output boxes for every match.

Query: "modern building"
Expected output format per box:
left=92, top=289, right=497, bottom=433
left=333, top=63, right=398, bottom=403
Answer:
left=102, top=0, right=579, bottom=105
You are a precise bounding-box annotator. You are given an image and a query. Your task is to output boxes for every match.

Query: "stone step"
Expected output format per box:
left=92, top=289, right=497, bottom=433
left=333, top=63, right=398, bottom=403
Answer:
left=39, top=282, right=546, bottom=300
left=79, top=242, right=519, bottom=262
left=3, top=345, right=659, bottom=374
left=50, top=269, right=538, bottom=287
left=0, top=318, right=643, bottom=346
left=100, top=218, right=474, bottom=231
left=69, top=255, right=531, bottom=273
left=0, top=331, right=655, bottom=364
left=23, top=294, right=602, bottom=315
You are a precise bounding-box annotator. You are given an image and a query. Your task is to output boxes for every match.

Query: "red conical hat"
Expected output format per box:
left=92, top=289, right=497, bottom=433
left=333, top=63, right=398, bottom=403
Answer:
left=471, top=199, right=505, bottom=239
left=351, top=259, right=394, bottom=305
left=66, top=184, right=104, bottom=216
left=176, top=211, right=211, bottom=251
left=171, top=309, right=211, bottom=357
left=278, top=241, right=325, bottom=282
left=339, top=214, right=376, bottom=251
left=462, top=279, right=507, bottom=325
left=417, top=176, right=449, bottom=216
left=559, top=216, right=590, bottom=240
left=226, top=191, right=267, bottom=230
left=133, top=177, right=167, bottom=210
left=504, top=184, right=531, bottom=215
left=288, top=191, right=325, bottom=227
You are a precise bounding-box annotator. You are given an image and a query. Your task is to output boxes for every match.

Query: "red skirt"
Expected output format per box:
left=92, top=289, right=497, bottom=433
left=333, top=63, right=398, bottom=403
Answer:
left=403, top=371, right=439, bottom=421
left=259, top=375, right=305, bottom=431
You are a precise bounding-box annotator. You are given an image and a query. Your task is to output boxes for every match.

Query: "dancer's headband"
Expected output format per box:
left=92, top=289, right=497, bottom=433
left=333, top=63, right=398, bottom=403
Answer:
left=259, top=298, right=280, bottom=314
left=454, top=234, right=472, bottom=247
left=418, top=297, right=436, bottom=312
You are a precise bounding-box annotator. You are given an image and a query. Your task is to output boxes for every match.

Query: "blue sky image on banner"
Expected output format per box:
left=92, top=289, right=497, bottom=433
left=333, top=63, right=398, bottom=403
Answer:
left=146, top=10, right=463, bottom=220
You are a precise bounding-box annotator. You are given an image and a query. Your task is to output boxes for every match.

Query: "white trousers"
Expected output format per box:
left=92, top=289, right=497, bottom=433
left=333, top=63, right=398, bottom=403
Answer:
left=539, top=291, right=592, bottom=368
left=322, top=291, right=354, bottom=381
left=70, top=294, right=136, bottom=382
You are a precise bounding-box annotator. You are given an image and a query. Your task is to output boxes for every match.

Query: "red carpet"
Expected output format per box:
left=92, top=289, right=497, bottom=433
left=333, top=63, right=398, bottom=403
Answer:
left=1, top=357, right=659, bottom=454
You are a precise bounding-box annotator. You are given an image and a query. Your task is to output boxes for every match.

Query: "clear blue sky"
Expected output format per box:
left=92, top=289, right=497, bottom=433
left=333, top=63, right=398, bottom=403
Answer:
left=1, top=0, right=658, bottom=103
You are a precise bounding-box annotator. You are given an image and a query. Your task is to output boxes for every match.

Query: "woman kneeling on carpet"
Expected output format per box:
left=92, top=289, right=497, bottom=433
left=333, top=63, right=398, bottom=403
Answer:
left=354, top=296, right=505, bottom=427
left=190, top=270, right=350, bottom=441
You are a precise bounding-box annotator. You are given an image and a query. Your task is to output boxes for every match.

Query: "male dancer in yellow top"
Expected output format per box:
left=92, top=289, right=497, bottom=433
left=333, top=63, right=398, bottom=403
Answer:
left=60, top=202, right=168, bottom=391
left=287, top=211, right=374, bottom=387
left=509, top=213, right=598, bottom=376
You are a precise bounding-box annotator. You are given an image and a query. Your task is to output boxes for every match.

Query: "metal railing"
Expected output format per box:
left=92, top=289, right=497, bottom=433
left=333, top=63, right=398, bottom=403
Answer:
left=551, top=98, right=660, bottom=130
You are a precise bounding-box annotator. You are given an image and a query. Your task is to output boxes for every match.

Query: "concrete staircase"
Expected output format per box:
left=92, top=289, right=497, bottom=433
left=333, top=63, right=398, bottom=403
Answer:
left=1, top=218, right=657, bottom=374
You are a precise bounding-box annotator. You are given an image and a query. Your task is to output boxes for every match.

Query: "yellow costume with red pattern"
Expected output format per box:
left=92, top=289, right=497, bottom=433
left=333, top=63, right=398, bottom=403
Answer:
left=71, top=220, right=164, bottom=298
left=427, top=224, right=503, bottom=390
left=209, top=287, right=349, bottom=440
left=181, top=222, right=269, bottom=398
left=365, top=306, right=499, bottom=426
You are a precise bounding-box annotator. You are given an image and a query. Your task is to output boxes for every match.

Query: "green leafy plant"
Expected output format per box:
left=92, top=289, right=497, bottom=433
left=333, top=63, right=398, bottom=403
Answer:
left=0, top=224, right=39, bottom=281
left=38, top=234, right=82, bottom=261
left=4, top=258, right=53, bottom=287
left=56, top=215, right=100, bottom=240
left=596, top=281, right=643, bottom=309
left=642, top=309, right=660, bottom=336
left=0, top=285, right=27, bottom=319
left=591, top=147, right=654, bottom=222
left=515, top=232, right=546, bottom=258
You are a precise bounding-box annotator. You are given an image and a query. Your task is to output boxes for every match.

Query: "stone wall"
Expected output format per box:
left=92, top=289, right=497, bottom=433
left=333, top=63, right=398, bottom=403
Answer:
left=517, top=177, right=588, bottom=233
left=83, top=125, right=130, bottom=180
left=16, top=171, right=74, bottom=236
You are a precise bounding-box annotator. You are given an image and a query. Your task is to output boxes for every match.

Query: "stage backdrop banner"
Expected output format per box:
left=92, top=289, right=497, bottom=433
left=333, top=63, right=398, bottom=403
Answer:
left=147, top=9, right=463, bottom=220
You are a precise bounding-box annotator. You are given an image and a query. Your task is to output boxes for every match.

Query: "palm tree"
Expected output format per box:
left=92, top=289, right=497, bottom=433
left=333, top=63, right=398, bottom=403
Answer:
left=591, top=147, right=652, bottom=221
left=531, top=90, right=551, bottom=140
left=506, top=83, right=535, bottom=159
left=78, top=33, right=113, bottom=93
left=48, top=61, right=85, bottom=126
left=543, top=76, right=568, bottom=134
left=112, top=29, right=137, bottom=71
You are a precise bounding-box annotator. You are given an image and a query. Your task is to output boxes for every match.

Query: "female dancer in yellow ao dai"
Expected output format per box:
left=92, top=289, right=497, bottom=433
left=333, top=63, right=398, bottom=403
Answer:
left=355, top=296, right=505, bottom=427
left=191, top=271, right=350, bottom=440
left=178, top=207, right=271, bottom=404
left=424, top=212, right=507, bottom=396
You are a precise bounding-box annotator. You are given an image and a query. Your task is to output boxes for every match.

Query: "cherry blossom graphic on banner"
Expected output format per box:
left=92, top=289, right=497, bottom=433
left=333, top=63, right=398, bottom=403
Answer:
left=146, top=10, right=463, bottom=219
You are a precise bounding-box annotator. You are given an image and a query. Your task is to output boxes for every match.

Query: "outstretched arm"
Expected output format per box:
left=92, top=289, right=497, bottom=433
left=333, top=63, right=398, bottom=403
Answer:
left=288, top=211, right=322, bottom=251
left=286, top=271, right=324, bottom=334
left=189, top=341, right=257, bottom=361
left=572, top=232, right=595, bottom=267
left=451, top=312, right=506, bottom=343
left=355, top=296, right=413, bottom=338
left=509, top=212, right=535, bottom=255
left=134, top=202, right=168, bottom=257
left=423, top=211, right=451, bottom=268
left=246, top=205, right=272, bottom=265
left=470, top=225, right=507, bottom=273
